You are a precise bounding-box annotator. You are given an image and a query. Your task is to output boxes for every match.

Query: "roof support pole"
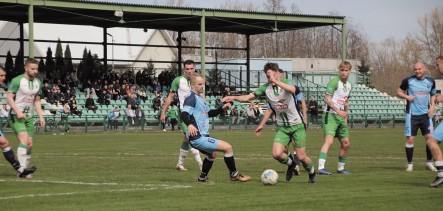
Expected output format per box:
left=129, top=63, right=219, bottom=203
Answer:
left=341, top=18, right=347, bottom=60
left=19, top=23, right=24, bottom=62
left=177, top=31, right=182, bottom=76
left=246, top=34, right=250, bottom=93
left=200, top=10, right=206, bottom=79
left=28, top=2, right=34, bottom=58
left=103, top=27, right=108, bottom=71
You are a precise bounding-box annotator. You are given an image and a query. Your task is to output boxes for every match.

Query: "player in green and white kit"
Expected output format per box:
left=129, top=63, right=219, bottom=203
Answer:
left=224, top=63, right=316, bottom=183
left=317, top=61, right=353, bottom=175
left=160, top=60, right=202, bottom=171
left=6, top=58, right=45, bottom=178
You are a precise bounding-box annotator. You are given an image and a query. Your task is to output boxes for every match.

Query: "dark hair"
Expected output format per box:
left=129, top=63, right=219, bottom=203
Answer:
left=263, top=62, right=279, bottom=73
left=437, top=56, right=443, bottom=60
left=0, top=65, right=4, bottom=72
left=278, top=68, right=284, bottom=73
left=183, top=60, right=195, bottom=67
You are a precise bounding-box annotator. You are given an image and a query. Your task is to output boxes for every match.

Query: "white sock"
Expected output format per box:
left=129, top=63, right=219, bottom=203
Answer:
left=338, top=162, right=345, bottom=171
left=17, top=147, right=27, bottom=172
left=3, top=146, right=11, bottom=152
left=436, top=161, right=443, bottom=177
left=190, top=147, right=203, bottom=166
left=318, top=159, right=326, bottom=169
left=177, top=148, right=188, bottom=166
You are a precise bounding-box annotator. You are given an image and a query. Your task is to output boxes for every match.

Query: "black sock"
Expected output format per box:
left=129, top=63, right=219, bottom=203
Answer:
left=3, top=149, right=20, bottom=171
left=224, top=156, right=237, bottom=175
left=426, top=145, right=433, bottom=162
left=292, top=153, right=300, bottom=164
left=200, top=158, right=214, bottom=178
left=405, top=147, right=414, bottom=163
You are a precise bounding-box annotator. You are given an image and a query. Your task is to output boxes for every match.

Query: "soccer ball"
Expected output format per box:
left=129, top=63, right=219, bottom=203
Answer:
left=261, top=169, right=278, bottom=185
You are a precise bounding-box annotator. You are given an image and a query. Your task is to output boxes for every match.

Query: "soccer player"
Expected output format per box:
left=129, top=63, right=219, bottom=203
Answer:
left=6, top=58, right=44, bottom=178
left=428, top=56, right=443, bottom=187
left=0, top=66, right=36, bottom=177
left=396, top=62, right=437, bottom=172
left=317, top=61, right=352, bottom=175
left=181, top=73, right=251, bottom=182
left=160, top=60, right=202, bottom=171
left=224, top=63, right=316, bottom=183
left=257, top=68, right=307, bottom=176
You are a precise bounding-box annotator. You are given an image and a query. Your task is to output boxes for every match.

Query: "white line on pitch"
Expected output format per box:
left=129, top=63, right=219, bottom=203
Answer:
left=0, top=179, right=192, bottom=188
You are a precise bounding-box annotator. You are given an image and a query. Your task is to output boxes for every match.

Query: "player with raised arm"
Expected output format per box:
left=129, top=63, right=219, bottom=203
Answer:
left=224, top=63, right=316, bottom=183
left=181, top=73, right=251, bottom=182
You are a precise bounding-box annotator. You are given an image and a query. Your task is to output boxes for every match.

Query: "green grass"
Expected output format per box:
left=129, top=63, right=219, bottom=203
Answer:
left=0, top=128, right=441, bottom=210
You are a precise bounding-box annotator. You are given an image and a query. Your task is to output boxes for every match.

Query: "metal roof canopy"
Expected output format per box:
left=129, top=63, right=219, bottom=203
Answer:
left=0, top=0, right=346, bottom=90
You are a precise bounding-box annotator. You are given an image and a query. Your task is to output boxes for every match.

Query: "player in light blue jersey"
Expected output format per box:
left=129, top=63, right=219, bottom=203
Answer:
left=428, top=56, right=443, bottom=187
left=180, top=73, right=251, bottom=182
left=396, top=62, right=437, bottom=172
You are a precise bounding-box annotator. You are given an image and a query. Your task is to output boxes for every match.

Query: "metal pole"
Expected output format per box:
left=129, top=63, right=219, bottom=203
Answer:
left=200, top=10, right=206, bottom=79
left=246, top=34, right=250, bottom=92
left=341, top=18, right=347, bottom=60
left=28, top=3, right=34, bottom=58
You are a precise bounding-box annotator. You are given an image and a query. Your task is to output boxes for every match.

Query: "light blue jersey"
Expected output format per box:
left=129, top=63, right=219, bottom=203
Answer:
left=182, top=92, right=210, bottom=140
left=399, top=75, right=436, bottom=115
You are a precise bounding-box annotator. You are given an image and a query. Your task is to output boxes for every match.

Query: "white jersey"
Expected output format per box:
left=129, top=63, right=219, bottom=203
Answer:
left=324, top=77, right=352, bottom=114
left=254, top=78, right=303, bottom=127
left=170, top=76, right=190, bottom=109
left=8, top=74, right=42, bottom=116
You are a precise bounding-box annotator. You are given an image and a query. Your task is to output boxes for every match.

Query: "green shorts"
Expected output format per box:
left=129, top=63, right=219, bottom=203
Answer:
left=8, top=115, right=35, bottom=137
left=322, top=112, right=349, bottom=139
left=274, top=124, right=307, bottom=148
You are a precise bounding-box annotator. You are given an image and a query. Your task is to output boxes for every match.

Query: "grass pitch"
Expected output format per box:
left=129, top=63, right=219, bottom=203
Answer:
left=0, top=128, right=441, bottom=210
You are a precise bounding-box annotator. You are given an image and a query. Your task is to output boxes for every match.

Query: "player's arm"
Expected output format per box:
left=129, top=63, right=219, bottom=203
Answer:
left=34, top=95, right=45, bottom=128
left=6, top=92, right=25, bottom=119
left=429, top=94, right=436, bottom=118
left=256, top=108, right=273, bottom=136
left=160, top=92, right=175, bottom=123
left=271, top=78, right=296, bottom=94
left=301, top=98, right=308, bottom=124
left=222, top=93, right=256, bottom=103
left=208, top=103, right=231, bottom=117
left=324, top=94, right=347, bottom=119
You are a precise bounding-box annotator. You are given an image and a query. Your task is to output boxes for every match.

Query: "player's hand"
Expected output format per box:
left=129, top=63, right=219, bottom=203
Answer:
left=187, top=125, right=199, bottom=137
left=255, top=125, right=264, bottom=136
left=222, top=103, right=232, bottom=110
left=222, top=96, right=234, bottom=103
left=337, top=110, right=348, bottom=120
left=39, top=117, right=45, bottom=128
left=406, top=95, right=415, bottom=102
left=428, top=106, right=435, bottom=118
left=159, top=113, right=166, bottom=123
left=16, top=112, right=25, bottom=119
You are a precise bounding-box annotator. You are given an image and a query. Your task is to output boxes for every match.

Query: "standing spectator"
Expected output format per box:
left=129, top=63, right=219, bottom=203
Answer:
left=231, top=106, right=239, bottom=125
left=126, top=93, right=137, bottom=125
left=85, top=94, right=97, bottom=113
left=167, top=105, right=179, bottom=131
left=135, top=106, right=145, bottom=126
left=246, top=102, right=256, bottom=125
left=397, top=61, right=437, bottom=172
left=308, top=96, right=319, bottom=123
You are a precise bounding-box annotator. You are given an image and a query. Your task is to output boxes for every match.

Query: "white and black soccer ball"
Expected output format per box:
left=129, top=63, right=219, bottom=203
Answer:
left=261, top=169, right=278, bottom=185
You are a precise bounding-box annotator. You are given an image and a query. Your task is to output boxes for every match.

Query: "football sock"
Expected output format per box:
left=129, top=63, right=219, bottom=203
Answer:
left=338, top=156, right=348, bottom=171
left=2, top=147, right=20, bottom=170
left=318, top=152, right=328, bottom=169
left=436, top=161, right=443, bottom=177
left=426, top=145, right=433, bottom=162
left=177, top=148, right=188, bottom=166
left=292, top=151, right=300, bottom=164
left=26, top=150, right=31, bottom=168
left=280, top=154, right=293, bottom=166
left=405, top=143, right=414, bottom=164
left=301, top=160, right=315, bottom=174
left=190, top=147, right=203, bottom=166
left=200, top=157, right=215, bottom=177
left=224, top=155, right=237, bottom=175
left=17, top=144, right=28, bottom=172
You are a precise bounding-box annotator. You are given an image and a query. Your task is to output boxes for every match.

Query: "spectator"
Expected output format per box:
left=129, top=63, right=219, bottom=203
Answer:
left=135, top=106, right=145, bottom=126
left=253, top=103, right=263, bottom=123
left=107, top=107, right=120, bottom=130
left=41, top=82, right=50, bottom=99
left=98, top=89, right=111, bottom=106
left=85, top=94, right=97, bottom=113
left=69, top=98, right=82, bottom=117
left=137, top=86, right=147, bottom=102
left=154, top=82, right=162, bottom=96
left=205, top=81, right=213, bottom=96
left=126, top=93, right=138, bottom=125
left=152, top=94, right=162, bottom=111
left=215, top=96, right=223, bottom=108
left=0, top=104, right=8, bottom=128
left=166, top=105, right=179, bottom=131
left=231, top=106, right=239, bottom=125
left=83, top=79, right=94, bottom=96
left=308, top=96, right=319, bottom=123
left=246, top=102, right=256, bottom=125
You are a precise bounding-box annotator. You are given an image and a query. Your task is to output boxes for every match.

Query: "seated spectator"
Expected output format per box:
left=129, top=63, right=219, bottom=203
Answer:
left=97, top=89, right=111, bottom=106
left=154, top=82, right=162, bottom=96
left=85, top=94, right=97, bottom=113
left=107, top=107, right=120, bottom=130
left=62, top=103, right=71, bottom=115
left=137, top=87, right=147, bottom=102
left=152, top=94, right=162, bottom=111
left=69, top=97, right=82, bottom=117
left=247, top=102, right=256, bottom=125
left=0, top=104, right=9, bottom=118
left=41, top=82, right=50, bottom=99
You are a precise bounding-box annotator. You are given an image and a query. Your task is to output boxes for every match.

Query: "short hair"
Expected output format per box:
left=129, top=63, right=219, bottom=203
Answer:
left=339, top=61, right=352, bottom=71
left=190, top=73, right=203, bottom=84
left=278, top=68, right=284, bottom=73
left=437, top=56, right=443, bottom=60
left=263, top=62, right=279, bottom=73
left=183, top=60, right=195, bottom=67
left=25, top=58, right=39, bottom=66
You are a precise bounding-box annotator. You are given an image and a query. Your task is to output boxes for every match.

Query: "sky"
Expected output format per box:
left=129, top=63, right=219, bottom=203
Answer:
left=97, top=0, right=443, bottom=43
